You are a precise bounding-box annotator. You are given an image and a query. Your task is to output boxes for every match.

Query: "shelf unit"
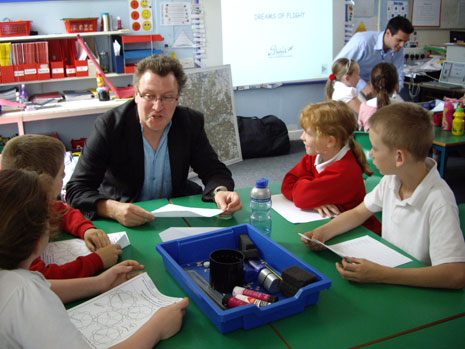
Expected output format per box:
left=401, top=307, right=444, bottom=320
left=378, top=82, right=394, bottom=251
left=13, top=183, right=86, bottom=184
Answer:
left=0, top=29, right=131, bottom=84
left=0, top=99, right=127, bottom=135
left=0, top=29, right=130, bottom=43
left=0, top=30, right=166, bottom=140
left=0, top=30, right=133, bottom=137
left=121, top=34, right=164, bottom=73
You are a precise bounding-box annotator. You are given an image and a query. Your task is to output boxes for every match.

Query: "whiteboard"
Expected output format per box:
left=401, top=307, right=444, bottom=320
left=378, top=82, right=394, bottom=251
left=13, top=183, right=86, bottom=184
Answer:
left=201, top=0, right=346, bottom=86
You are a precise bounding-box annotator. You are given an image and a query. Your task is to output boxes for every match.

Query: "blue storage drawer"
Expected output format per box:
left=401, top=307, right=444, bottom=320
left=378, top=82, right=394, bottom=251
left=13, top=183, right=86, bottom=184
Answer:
left=156, top=223, right=331, bottom=333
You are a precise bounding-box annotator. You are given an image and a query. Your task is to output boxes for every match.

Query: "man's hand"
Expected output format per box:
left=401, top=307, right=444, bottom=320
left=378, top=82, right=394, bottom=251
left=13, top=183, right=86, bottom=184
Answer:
left=96, top=244, right=123, bottom=269
left=335, top=257, right=385, bottom=283
left=98, top=200, right=155, bottom=227
left=214, top=190, right=243, bottom=217
left=84, top=228, right=111, bottom=251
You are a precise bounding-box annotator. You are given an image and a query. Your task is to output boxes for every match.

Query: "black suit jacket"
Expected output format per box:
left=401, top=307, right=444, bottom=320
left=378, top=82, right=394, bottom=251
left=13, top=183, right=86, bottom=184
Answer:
left=66, top=99, right=234, bottom=219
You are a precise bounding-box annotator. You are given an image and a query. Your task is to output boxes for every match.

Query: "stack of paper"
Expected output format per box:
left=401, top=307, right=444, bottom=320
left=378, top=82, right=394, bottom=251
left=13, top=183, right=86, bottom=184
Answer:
left=31, top=91, right=63, bottom=104
left=0, top=87, right=17, bottom=102
left=62, top=89, right=95, bottom=102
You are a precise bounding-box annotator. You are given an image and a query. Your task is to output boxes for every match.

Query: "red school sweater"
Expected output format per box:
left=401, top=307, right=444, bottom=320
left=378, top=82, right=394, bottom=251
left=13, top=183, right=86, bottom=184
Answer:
left=29, top=201, right=104, bottom=279
left=281, top=151, right=381, bottom=234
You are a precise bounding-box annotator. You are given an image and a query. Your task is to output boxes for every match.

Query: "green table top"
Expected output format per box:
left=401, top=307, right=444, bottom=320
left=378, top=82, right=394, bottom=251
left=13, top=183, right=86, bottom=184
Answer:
left=433, top=126, right=465, bottom=147
left=368, top=315, right=465, bottom=348
left=171, top=184, right=465, bottom=347
left=90, top=198, right=288, bottom=348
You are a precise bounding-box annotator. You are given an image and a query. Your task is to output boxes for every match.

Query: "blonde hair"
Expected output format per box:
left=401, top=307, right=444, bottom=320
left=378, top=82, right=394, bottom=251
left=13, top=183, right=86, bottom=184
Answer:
left=369, top=102, right=434, bottom=161
left=325, top=58, right=359, bottom=101
left=300, top=101, right=373, bottom=176
left=1, top=134, right=65, bottom=177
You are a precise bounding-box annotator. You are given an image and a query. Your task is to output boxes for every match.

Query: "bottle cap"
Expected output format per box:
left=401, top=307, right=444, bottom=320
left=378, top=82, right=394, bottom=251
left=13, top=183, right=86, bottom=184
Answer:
left=255, top=178, right=269, bottom=188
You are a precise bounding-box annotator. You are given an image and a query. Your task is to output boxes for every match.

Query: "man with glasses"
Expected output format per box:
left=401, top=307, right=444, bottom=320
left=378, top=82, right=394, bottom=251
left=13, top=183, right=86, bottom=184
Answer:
left=66, top=55, right=242, bottom=227
left=334, top=16, right=413, bottom=98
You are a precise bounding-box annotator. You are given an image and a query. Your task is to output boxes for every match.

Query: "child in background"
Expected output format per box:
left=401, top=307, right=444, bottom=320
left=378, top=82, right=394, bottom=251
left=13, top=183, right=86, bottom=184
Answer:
left=282, top=101, right=380, bottom=234
left=302, top=103, right=465, bottom=289
left=0, top=169, right=189, bottom=347
left=1, top=134, right=121, bottom=279
left=326, top=58, right=365, bottom=115
left=358, top=62, right=401, bottom=131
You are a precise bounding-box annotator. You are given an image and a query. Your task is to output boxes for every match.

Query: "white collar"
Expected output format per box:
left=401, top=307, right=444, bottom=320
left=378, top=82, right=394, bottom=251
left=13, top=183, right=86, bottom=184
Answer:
left=391, top=158, right=439, bottom=206
left=315, top=142, right=351, bottom=173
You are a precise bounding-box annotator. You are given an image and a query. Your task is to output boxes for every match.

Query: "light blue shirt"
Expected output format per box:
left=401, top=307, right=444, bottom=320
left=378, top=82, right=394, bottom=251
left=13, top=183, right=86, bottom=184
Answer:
left=334, top=31, right=405, bottom=91
left=138, top=122, right=173, bottom=201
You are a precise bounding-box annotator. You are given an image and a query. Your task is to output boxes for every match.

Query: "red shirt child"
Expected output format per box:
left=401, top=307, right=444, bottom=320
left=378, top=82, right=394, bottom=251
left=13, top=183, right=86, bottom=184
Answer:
left=29, top=202, right=107, bottom=278
left=281, top=101, right=381, bottom=234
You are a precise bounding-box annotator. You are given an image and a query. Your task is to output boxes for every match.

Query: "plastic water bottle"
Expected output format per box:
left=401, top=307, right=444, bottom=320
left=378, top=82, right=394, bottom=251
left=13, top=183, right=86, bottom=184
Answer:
left=19, top=84, right=28, bottom=103
left=250, top=178, right=272, bottom=236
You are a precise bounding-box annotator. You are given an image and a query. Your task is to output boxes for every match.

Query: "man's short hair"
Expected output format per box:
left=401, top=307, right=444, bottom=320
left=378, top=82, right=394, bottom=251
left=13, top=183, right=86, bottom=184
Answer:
left=1, top=134, right=65, bottom=178
left=369, top=102, right=434, bottom=162
left=386, top=16, right=414, bottom=35
left=133, top=55, right=187, bottom=94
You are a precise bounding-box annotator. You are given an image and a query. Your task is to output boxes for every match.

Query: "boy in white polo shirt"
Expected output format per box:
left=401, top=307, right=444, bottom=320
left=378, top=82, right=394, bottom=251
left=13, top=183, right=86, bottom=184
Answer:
left=301, top=102, right=465, bottom=289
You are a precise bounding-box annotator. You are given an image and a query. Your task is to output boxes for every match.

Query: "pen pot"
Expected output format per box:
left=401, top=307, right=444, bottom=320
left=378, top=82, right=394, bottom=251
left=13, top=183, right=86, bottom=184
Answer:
left=209, top=249, right=244, bottom=293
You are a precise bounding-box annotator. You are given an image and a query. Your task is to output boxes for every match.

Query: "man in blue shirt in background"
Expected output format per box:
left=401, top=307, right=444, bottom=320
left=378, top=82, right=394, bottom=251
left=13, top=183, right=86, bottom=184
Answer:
left=335, top=16, right=414, bottom=98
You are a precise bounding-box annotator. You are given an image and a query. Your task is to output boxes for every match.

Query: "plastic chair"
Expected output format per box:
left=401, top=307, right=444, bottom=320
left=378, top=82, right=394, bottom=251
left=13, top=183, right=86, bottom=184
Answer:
left=354, top=131, right=382, bottom=178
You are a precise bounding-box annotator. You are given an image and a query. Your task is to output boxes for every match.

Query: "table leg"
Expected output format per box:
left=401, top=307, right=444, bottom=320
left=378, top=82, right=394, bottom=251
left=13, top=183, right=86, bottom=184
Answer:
left=432, top=144, right=447, bottom=178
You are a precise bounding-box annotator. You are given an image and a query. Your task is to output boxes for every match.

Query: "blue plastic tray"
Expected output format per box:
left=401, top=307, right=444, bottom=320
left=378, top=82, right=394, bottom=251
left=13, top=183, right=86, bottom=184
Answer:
left=156, top=224, right=332, bottom=333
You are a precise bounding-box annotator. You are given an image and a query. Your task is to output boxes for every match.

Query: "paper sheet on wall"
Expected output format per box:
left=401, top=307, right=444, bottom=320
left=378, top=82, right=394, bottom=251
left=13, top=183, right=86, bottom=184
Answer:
left=272, top=194, right=328, bottom=224
left=161, top=2, right=192, bottom=26
left=412, top=0, right=441, bottom=27
left=68, top=272, right=182, bottom=349
left=159, top=227, right=222, bottom=242
left=172, top=31, right=194, bottom=48
left=151, top=204, right=223, bottom=218
left=300, top=234, right=412, bottom=268
left=41, top=232, right=130, bottom=265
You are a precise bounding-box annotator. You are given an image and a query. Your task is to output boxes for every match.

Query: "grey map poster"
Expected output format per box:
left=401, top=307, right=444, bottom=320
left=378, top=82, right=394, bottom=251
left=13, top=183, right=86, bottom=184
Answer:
left=179, top=65, right=242, bottom=166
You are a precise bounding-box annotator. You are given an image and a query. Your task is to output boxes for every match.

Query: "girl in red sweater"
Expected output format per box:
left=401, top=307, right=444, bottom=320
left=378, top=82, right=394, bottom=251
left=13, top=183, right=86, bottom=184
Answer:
left=282, top=101, right=380, bottom=233
left=1, top=134, right=122, bottom=278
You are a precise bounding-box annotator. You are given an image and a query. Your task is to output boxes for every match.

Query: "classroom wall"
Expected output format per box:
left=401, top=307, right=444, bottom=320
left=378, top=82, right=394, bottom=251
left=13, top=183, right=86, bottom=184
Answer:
left=0, top=0, right=454, bottom=149
left=0, top=0, right=324, bottom=148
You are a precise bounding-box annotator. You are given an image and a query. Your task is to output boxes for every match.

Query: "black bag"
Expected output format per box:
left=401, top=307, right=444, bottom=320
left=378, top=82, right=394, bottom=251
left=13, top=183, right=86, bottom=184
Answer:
left=237, top=115, right=290, bottom=159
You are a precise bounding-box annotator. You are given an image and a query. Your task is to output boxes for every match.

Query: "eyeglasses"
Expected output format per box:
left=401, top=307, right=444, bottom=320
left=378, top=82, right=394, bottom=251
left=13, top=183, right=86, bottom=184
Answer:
left=137, top=90, right=178, bottom=105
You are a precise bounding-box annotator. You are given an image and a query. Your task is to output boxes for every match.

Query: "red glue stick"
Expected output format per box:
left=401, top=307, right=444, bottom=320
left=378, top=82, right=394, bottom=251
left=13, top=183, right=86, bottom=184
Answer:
left=222, top=294, right=249, bottom=308
left=233, top=286, right=278, bottom=303
left=235, top=294, right=271, bottom=307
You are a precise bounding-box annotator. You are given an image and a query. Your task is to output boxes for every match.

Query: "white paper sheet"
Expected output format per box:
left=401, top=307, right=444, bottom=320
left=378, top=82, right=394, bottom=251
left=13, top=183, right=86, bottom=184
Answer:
left=151, top=204, right=223, bottom=218
left=160, top=2, right=192, bottom=26
left=299, top=234, right=412, bottom=268
left=41, top=232, right=130, bottom=265
left=272, top=194, right=328, bottom=224
left=68, top=273, right=182, bottom=349
left=159, top=227, right=222, bottom=242
left=172, top=31, right=194, bottom=48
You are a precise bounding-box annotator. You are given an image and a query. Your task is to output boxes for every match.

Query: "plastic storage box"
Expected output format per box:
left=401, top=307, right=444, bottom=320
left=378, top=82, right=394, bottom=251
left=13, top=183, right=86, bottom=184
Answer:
left=63, top=18, right=98, bottom=33
left=156, top=224, right=332, bottom=333
left=0, top=21, right=31, bottom=37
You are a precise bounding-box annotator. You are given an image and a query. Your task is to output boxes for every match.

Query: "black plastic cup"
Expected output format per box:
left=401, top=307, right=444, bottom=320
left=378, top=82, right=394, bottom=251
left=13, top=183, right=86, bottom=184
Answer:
left=209, top=249, right=244, bottom=293
left=98, top=90, right=110, bottom=101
